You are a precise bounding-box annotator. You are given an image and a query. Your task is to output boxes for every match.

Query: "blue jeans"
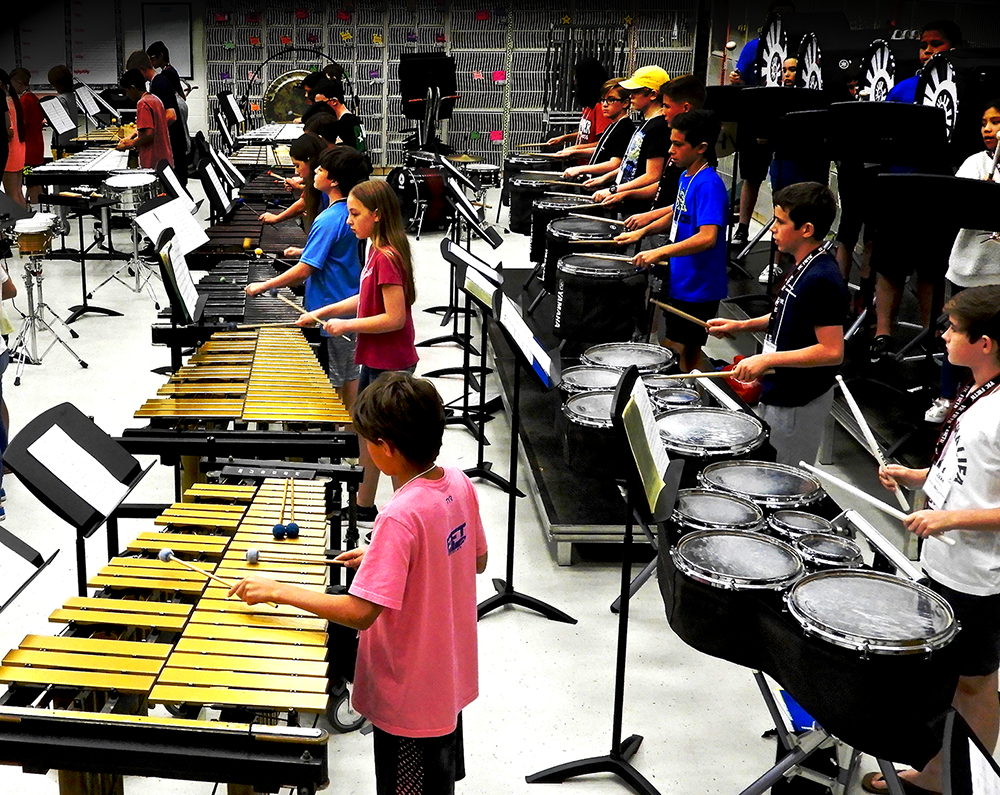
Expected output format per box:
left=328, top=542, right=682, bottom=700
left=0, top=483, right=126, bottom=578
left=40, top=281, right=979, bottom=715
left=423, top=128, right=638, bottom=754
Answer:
left=357, top=364, right=417, bottom=394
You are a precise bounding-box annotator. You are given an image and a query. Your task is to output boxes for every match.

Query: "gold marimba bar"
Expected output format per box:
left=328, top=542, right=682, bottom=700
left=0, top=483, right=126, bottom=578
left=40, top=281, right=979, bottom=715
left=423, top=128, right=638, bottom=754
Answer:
left=0, top=478, right=332, bottom=794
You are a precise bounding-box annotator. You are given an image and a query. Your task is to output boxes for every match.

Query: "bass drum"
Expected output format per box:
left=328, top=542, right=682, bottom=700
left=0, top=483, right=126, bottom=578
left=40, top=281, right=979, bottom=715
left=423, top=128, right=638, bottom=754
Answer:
left=387, top=167, right=450, bottom=230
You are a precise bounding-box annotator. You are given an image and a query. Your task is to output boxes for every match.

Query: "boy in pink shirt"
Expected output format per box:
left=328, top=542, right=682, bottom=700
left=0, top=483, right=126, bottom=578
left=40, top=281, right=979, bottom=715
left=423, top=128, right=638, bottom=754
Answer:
left=231, top=373, right=488, bottom=793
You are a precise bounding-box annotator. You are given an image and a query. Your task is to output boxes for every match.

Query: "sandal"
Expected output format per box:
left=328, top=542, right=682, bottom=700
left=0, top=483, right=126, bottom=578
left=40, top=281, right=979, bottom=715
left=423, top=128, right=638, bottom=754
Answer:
left=861, top=772, right=942, bottom=795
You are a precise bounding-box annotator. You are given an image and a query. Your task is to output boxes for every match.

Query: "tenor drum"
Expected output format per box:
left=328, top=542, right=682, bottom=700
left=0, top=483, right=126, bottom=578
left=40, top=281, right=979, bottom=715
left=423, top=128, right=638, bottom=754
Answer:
left=671, top=489, right=764, bottom=535
left=554, top=255, right=647, bottom=343
left=699, top=460, right=825, bottom=511
left=785, top=570, right=957, bottom=655
left=655, top=407, right=767, bottom=459
left=14, top=214, right=57, bottom=255
left=581, top=342, right=675, bottom=375
left=387, top=167, right=449, bottom=230
left=463, top=162, right=501, bottom=188
left=561, top=390, right=624, bottom=476
left=672, top=530, right=803, bottom=591
left=545, top=217, right=627, bottom=293
left=509, top=176, right=557, bottom=235
left=767, top=510, right=844, bottom=542
left=793, top=533, right=864, bottom=570
left=641, top=375, right=701, bottom=412
left=503, top=154, right=556, bottom=206
left=558, top=365, right=621, bottom=399
left=102, top=171, right=158, bottom=212
left=529, top=193, right=601, bottom=262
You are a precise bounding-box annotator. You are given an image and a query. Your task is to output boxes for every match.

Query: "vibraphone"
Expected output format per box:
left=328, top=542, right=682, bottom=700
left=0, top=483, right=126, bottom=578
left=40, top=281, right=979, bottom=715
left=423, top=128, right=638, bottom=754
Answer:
left=26, top=148, right=131, bottom=188
left=187, top=207, right=305, bottom=270
left=119, top=327, right=358, bottom=498
left=0, top=478, right=335, bottom=794
left=152, top=259, right=319, bottom=366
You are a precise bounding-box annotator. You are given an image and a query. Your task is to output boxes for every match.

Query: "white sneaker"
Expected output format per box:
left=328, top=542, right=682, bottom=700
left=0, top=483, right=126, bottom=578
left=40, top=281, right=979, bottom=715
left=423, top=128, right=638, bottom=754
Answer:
left=758, top=264, right=780, bottom=284
left=924, top=397, right=952, bottom=424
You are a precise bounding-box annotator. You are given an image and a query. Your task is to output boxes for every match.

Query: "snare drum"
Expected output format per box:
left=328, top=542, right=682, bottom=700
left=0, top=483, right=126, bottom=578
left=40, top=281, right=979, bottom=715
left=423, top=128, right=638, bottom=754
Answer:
left=545, top=217, right=628, bottom=293
left=673, top=530, right=803, bottom=591
left=387, top=167, right=449, bottom=230
left=767, top=510, right=844, bottom=542
left=558, top=365, right=621, bottom=399
left=561, top=390, right=623, bottom=476
left=641, top=375, right=701, bottom=412
left=529, top=193, right=602, bottom=262
left=102, top=171, right=158, bottom=213
left=655, top=407, right=767, bottom=459
left=699, top=460, right=825, bottom=511
left=794, top=533, right=864, bottom=570
left=14, top=214, right=57, bottom=255
left=671, top=489, right=764, bottom=535
left=582, top=342, right=676, bottom=374
left=785, top=570, right=957, bottom=655
left=554, top=255, right=647, bottom=343
left=463, top=162, right=501, bottom=188
left=509, top=176, right=554, bottom=235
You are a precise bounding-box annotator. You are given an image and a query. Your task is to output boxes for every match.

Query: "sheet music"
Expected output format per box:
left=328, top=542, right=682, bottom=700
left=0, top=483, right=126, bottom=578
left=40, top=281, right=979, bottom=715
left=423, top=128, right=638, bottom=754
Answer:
left=215, top=112, right=235, bottom=149
left=39, top=96, right=77, bottom=136
left=498, top=295, right=554, bottom=385
left=447, top=242, right=500, bottom=283
left=622, top=379, right=672, bottom=513
left=204, top=164, right=230, bottom=212
left=970, top=737, right=1000, bottom=795
left=159, top=166, right=197, bottom=215
left=165, top=241, right=200, bottom=322
left=27, top=426, right=130, bottom=517
left=134, top=198, right=209, bottom=256
left=464, top=268, right=495, bottom=309
left=75, top=87, right=101, bottom=118
left=222, top=93, right=245, bottom=125
left=209, top=145, right=245, bottom=188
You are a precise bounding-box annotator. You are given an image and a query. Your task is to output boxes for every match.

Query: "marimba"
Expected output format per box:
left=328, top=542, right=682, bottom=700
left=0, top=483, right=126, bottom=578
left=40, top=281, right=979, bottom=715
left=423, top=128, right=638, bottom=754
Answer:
left=228, top=145, right=295, bottom=171
left=0, top=477, right=335, bottom=794
left=237, top=123, right=305, bottom=144
left=186, top=208, right=304, bottom=270
left=26, top=149, right=131, bottom=188
left=119, top=327, right=358, bottom=493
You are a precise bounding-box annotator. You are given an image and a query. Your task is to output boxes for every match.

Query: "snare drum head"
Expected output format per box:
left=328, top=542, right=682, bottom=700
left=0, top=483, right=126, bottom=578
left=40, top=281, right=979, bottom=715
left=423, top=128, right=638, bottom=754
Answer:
left=14, top=213, right=56, bottom=233
left=673, top=530, right=803, bottom=590
left=699, top=460, right=824, bottom=508
left=582, top=342, right=675, bottom=374
left=534, top=195, right=593, bottom=211
left=560, top=365, right=621, bottom=393
left=105, top=173, right=156, bottom=188
left=512, top=176, right=553, bottom=189
left=548, top=216, right=620, bottom=240
left=508, top=155, right=550, bottom=167
left=656, top=407, right=765, bottom=456
left=647, top=385, right=701, bottom=409
left=794, top=533, right=863, bottom=568
left=768, top=510, right=836, bottom=539
left=673, top=489, right=764, bottom=532
left=465, top=162, right=499, bottom=173
left=558, top=255, right=639, bottom=279
left=786, top=571, right=957, bottom=653
left=563, top=390, right=615, bottom=428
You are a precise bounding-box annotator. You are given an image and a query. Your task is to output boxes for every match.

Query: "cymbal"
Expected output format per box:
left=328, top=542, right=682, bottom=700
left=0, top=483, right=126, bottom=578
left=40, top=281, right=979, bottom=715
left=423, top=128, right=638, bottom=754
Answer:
left=447, top=153, right=481, bottom=163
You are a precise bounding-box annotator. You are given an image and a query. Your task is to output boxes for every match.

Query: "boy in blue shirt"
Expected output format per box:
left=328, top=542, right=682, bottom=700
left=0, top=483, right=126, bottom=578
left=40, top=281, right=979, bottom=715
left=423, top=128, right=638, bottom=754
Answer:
left=246, top=146, right=370, bottom=408
left=619, top=110, right=728, bottom=372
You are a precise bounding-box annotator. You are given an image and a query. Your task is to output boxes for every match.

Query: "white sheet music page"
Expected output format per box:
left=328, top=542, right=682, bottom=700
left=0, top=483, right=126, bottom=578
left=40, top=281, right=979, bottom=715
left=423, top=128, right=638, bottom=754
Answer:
left=160, top=167, right=197, bottom=215
left=27, top=426, right=130, bottom=517
left=167, top=242, right=200, bottom=320
left=622, top=378, right=671, bottom=512
left=135, top=198, right=209, bottom=256
left=39, top=96, right=76, bottom=135
left=75, top=86, right=101, bottom=118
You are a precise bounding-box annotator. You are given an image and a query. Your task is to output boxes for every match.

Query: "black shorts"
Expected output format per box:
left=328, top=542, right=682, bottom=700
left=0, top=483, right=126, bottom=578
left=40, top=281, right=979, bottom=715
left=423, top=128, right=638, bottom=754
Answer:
left=662, top=298, right=719, bottom=348
left=373, top=714, right=465, bottom=795
left=927, top=579, right=1000, bottom=677
left=737, top=138, right=773, bottom=185
left=872, top=233, right=952, bottom=282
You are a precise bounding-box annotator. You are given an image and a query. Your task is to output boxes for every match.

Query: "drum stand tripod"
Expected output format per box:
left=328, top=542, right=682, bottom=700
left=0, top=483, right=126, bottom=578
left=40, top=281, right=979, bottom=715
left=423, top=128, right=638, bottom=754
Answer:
left=10, top=255, right=88, bottom=384
left=89, top=214, right=162, bottom=310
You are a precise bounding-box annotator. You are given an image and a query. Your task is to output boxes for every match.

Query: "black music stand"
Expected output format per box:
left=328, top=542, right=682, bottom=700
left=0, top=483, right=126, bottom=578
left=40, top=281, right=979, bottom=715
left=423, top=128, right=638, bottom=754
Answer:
left=477, top=292, right=575, bottom=624
left=942, top=709, right=998, bottom=795
left=528, top=365, right=683, bottom=794
left=704, top=84, right=745, bottom=259
left=444, top=240, right=520, bottom=495
left=4, top=403, right=155, bottom=596
left=0, top=529, right=59, bottom=615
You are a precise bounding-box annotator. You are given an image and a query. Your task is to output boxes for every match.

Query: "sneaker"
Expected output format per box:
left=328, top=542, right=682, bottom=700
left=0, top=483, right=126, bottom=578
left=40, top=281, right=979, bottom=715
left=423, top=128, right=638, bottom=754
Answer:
left=924, top=397, right=952, bottom=424
left=356, top=505, right=378, bottom=530
left=869, top=335, right=894, bottom=363
left=758, top=264, right=781, bottom=284
left=0, top=488, right=6, bottom=503
left=0, top=505, right=6, bottom=521
left=733, top=225, right=749, bottom=247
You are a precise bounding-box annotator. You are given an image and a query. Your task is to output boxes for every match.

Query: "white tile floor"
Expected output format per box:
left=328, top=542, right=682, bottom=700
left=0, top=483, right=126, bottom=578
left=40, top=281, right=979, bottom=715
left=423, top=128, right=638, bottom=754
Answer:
left=0, top=178, right=943, bottom=794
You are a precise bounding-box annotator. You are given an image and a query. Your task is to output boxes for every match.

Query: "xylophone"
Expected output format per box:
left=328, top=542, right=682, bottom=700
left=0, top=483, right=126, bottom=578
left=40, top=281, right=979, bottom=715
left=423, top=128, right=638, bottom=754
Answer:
left=0, top=477, right=336, bottom=794
left=237, top=123, right=305, bottom=144
left=186, top=207, right=305, bottom=270
left=228, top=145, right=295, bottom=172
left=240, top=170, right=297, bottom=203
left=26, top=148, right=131, bottom=188
left=119, top=327, right=358, bottom=495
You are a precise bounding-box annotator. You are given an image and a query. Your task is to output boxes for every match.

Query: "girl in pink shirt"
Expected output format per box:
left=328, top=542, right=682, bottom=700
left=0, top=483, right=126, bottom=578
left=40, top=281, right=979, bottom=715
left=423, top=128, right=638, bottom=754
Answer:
left=304, top=180, right=418, bottom=523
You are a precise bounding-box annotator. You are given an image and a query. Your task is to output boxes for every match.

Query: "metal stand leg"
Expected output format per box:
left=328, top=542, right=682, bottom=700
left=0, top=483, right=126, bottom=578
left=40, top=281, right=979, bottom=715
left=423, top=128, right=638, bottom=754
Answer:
left=88, top=220, right=162, bottom=309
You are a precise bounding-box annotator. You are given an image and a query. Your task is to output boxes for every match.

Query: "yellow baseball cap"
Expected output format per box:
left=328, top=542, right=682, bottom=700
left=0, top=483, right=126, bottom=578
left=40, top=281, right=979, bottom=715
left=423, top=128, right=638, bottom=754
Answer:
left=619, top=65, right=670, bottom=93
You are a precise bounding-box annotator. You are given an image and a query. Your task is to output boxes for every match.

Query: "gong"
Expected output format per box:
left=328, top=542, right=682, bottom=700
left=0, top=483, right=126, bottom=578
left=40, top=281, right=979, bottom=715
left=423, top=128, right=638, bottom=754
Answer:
left=263, top=69, right=313, bottom=124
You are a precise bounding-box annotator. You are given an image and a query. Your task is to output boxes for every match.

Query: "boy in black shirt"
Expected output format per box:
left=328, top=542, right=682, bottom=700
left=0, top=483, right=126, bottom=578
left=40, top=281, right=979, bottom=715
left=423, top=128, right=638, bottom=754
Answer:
left=562, top=79, right=635, bottom=181
left=303, top=79, right=368, bottom=158
left=126, top=50, right=186, bottom=185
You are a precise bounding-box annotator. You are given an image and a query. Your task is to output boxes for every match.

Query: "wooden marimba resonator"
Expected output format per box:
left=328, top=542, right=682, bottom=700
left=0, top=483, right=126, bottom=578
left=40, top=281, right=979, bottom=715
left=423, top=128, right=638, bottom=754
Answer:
left=0, top=476, right=336, bottom=794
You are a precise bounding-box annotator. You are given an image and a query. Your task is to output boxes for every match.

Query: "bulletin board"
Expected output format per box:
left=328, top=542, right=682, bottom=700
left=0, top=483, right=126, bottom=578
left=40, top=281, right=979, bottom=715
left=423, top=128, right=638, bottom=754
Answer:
left=142, top=2, right=193, bottom=78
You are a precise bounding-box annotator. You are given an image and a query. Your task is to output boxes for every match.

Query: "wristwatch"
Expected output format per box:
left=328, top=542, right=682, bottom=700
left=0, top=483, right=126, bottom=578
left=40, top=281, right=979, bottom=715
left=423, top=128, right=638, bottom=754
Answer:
left=609, top=184, right=618, bottom=194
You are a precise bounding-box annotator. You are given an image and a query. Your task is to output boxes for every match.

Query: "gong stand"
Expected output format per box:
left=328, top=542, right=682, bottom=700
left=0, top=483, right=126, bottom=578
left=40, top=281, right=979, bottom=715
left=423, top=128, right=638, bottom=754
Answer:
left=704, top=84, right=746, bottom=261
left=528, top=365, right=682, bottom=794
left=477, top=291, right=574, bottom=624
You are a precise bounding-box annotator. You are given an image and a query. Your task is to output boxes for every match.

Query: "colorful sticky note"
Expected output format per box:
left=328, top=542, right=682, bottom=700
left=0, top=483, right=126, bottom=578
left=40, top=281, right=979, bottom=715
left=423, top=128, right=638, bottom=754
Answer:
left=475, top=9, right=490, bottom=21
left=623, top=15, right=634, bottom=24
left=489, top=130, right=503, bottom=142
left=295, top=8, right=309, bottom=20
left=492, top=70, right=506, bottom=82
left=373, top=33, right=384, bottom=45
left=369, top=69, right=380, bottom=79
left=223, top=41, right=235, bottom=50
left=406, top=31, right=418, bottom=42
left=248, top=70, right=257, bottom=80
left=214, top=12, right=229, bottom=23
left=436, top=33, right=446, bottom=43
left=561, top=15, right=572, bottom=24
left=220, top=71, right=230, bottom=80
left=472, top=70, right=483, bottom=80
left=245, top=12, right=260, bottom=23
left=249, top=36, right=260, bottom=45
left=470, top=131, right=481, bottom=140
left=337, top=9, right=351, bottom=21
left=250, top=102, right=260, bottom=111
left=340, top=30, right=353, bottom=41
left=280, top=35, right=292, bottom=45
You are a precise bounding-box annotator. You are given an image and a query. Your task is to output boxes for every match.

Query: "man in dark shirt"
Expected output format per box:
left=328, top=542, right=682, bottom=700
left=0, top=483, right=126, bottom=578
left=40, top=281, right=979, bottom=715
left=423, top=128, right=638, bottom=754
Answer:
left=146, top=41, right=190, bottom=181
left=302, top=79, right=368, bottom=158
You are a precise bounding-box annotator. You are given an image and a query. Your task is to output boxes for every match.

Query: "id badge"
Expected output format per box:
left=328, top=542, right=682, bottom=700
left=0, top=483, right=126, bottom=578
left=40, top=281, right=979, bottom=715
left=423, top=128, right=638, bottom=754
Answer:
left=762, top=337, right=777, bottom=355
left=923, top=463, right=952, bottom=509
left=669, top=222, right=678, bottom=244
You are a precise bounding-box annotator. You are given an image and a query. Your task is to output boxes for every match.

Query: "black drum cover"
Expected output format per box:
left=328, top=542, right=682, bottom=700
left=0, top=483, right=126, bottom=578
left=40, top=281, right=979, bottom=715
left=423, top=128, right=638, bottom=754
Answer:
left=553, top=261, right=647, bottom=342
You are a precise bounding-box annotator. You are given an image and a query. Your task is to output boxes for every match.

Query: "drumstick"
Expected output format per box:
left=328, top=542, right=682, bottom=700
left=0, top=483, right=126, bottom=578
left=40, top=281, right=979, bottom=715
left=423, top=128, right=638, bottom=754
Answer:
left=545, top=190, right=597, bottom=200
left=577, top=253, right=634, bottom=263
left=644, top=370, right=774, bottom=381
left=516, top=143, right=549, bottom=149
left=519, top=170, right=566, bottom=178
left=235, top=321, right=301, bottom=330
left=836, top=375, right=910, bottom=511
left=650, top=299, right=711, bottom=331
left=568, top=212, right=624, bottom=225
left=270, top=292, right=351, bottom=341
left=568, top=239, right=625, bottom=246
left=246, top=548, right=346, bottom=566
left=157, top=548, right=281, bottom=605
left=797, top=462, right=956, bottom=546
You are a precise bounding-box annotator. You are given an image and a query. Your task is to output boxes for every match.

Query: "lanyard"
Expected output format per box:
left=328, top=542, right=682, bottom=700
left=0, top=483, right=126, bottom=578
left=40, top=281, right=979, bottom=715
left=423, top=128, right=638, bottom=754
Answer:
left=590, top=117, right=627, bottom=165
left=931, top=376, right=1000, bottom=464
left=765, top=244, right=830, bottom=347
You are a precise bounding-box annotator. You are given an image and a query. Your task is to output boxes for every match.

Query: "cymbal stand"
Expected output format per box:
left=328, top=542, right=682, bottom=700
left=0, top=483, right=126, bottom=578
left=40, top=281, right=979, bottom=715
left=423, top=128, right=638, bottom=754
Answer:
left=88, top=216, right=162, bottom=310
left=10, top=255, right=88, bottom=385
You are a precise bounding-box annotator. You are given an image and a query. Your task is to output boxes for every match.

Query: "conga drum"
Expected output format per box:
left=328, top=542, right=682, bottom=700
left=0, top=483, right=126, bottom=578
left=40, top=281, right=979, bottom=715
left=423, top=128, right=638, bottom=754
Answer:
left=529, top=193, right=606, bottom=263
left=553, top=255, right=647, bottom=343
left=545, top=217, right=628, bottom=293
